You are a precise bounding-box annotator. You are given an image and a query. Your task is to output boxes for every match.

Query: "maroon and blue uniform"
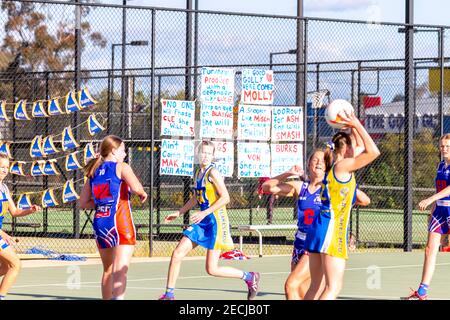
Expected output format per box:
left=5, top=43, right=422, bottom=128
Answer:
left=429, top=161, right=450, bottom=234
left=90, top=161, right=136, bottom=249
left=292, top=182, right=322, bottom=264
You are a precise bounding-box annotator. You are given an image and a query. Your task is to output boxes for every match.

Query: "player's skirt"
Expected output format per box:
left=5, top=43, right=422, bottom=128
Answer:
left=183, top=207, right=234, bottom=251
left=292, top=229, right=309, bottom=265
left=93, top=201, right=136, bottom=249
left=0, top=234, right=9, bottom=251
left=305, top=209, right=350, bottom=260
left=429, top=200, right=450, bottom=234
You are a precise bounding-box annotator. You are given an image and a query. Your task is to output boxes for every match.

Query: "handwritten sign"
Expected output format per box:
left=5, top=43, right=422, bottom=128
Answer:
left=241, top=69, right=274, bottom=105
left=200, top=67, right=235, bottom=104
left=237, top=142, right=270, bottom=178
left=200, top=103, right=234, bottom=139
left=160, top=99, right=195, bottom=137
left=271, top=143, right=303, bottom=177
left=237, top=104, right=272, bottom=141
left=271, top=106, right=303, bottom=141
left=160, top=139, right=194, bottom=176
left=212, top=141, right=234, bottom=177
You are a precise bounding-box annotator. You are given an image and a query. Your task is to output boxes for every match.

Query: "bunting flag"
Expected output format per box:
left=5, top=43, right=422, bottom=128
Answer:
left=41, top=189, right=58, bottom=208
left=62, top=180, right=79, bottom=203
left=65, top=152, right=83, bottom=171
left=17, top=194, right=32, bottom=210
left=78, top=88, right=97, bottom=109
left=30, top=160, right=45, bottom=176
left=43, top=160, right=60, bottom=175
left=10, top=161, right=26, bottom=176
left=0, top=101, right=9, bottom=121
left=14, top=100, right=31, bottom=120
left=83, top=142, right=96, bottom=165
left=30, top=135, right=44, bottom=158
left=87, top=114, right=105, bottom=136
left=61, top=126, right=79, bottom=151
left=32, top=100, right=49, bottom=118
left=48, top=98, right=64, bottom=116
left=42, top=135, right=59, bottom=156
left=0, top=142, right=12, bottom=159
left=65, top=91, right=81, bottom=113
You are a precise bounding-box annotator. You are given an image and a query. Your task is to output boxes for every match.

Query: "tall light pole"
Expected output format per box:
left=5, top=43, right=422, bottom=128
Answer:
left=269, top=49, right=297, bottom=70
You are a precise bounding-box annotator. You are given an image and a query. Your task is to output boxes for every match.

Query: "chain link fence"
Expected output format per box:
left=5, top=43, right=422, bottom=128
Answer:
left=0, top=1, right=449, bottom=257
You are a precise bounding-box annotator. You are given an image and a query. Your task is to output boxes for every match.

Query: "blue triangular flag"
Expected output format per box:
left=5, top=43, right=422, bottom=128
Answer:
left=61, top=126, right=79, bottom=151
left=83, top=142, right=96, bottom=165
left=0, top=101, right=9, bottom=121
left=31, top=161, right=45, bottom=176
left=14, top=100, right=30, bottom=120
left=42, top=135, right=59, bottom=156
left=17, top=194, right=32, bottom=210
left=32, top=100, right=48, bottom=118
left=62, top=180, right=79, bottom=203
left=43, top=160, right=60, bottom=175
left=65, top=152, right=82, bottom=171
left=41, top=189, right=58, bottom=208
left=78, top=88, right=97, bottom=109
left=87, top=114, right=105, bottom=136
left=10, top=161, right=25, bottom=176
left=48, top=98, right=64, bottom=116
left=0, top=142, right=12, bottom=159
left=65, top=91, right=81, bottom=113
left=30, top=136, right=44, bottom=158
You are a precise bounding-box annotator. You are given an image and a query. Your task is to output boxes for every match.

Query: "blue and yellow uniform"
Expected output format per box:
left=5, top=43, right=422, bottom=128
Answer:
left=90, top=161, right=136, bottom=249
left=429, top=161, right=450, bottom=234
left=0, top=184, right=10, bottom=251
left=305, top=164, right=357, bottom=259
left=183, top=165, right=234, bottom=251
left=292, top=182, right=322, bottom=264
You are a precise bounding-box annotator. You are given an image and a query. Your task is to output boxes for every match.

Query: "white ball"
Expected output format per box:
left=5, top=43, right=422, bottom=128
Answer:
left=325, top=99, right=354, bottom=129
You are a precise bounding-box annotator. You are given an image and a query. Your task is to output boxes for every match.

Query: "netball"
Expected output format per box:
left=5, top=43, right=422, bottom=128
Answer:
left=325, top=99, right=354, bottom=129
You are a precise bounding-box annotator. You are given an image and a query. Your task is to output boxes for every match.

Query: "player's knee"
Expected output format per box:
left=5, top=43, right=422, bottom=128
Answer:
left=8, top=257, right=21, bottom=273
left=285, top=278, right=299, bottom=292
left=172, top=248, right=187, bottom=262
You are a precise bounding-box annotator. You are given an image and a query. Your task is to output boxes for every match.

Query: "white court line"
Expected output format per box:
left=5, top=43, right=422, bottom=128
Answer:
left=13, top=261, right=450, bottom=289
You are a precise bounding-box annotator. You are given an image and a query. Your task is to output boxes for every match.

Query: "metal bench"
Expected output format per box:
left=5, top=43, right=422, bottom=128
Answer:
left=3, top=222, right=42, bottom=232
left=237, top=224, right=298, bottom=257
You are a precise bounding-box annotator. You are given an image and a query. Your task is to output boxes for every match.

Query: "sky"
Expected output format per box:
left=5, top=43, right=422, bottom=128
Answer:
left=103, top=0, right=450, bottom=26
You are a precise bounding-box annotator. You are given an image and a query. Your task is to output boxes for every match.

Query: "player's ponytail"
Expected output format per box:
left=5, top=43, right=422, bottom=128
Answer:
left=324, top=132, right=352, bottom=173
left=84, top=135, right=123, bottom=178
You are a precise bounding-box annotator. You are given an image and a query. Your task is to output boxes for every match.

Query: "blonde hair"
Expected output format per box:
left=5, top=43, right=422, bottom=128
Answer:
left=197, top=140, right=215, bottom=155
left=84, top=135, right=123, bottom=178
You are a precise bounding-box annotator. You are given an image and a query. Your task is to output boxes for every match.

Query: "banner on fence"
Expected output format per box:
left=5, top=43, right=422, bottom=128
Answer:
left=271, top=106, right=303, bottom=141
left=200, top=67, right=235, bottom=104
left=237, top=104, right=271, bottom=141
left=270, top=143, right=303, bottom=177
left=160, top=99, right=195, bottom=137
left=160, top=139, right=195, bottom=176
left=200, top=103, right=234, bottom=139
left=241, top=69, right=274, bottom=105
left=237, top=142, right=270, bottom=178
left=212, top=141, right=234, bottom=177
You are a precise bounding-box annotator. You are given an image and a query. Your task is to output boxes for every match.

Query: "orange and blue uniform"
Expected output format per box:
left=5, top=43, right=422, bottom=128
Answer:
left=429, top=161, right=450, bottom=234
left=305, top=164, right=356, bottom=259
left=183, top=165, right=234, bottom=251
left=90, top=161, right=136, bottom=249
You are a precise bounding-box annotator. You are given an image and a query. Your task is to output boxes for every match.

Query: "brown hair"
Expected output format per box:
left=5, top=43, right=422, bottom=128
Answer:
left=439, top=134, right=450, bottom=143
left=324, top=131, right=352, bottom=173
left=197, top=140, right=215, bottom=155
left=84, top=135, right=123, bottom=178
left=0, top=153, right=9, bottom=161
left=303, top=148, right=325, bottom=181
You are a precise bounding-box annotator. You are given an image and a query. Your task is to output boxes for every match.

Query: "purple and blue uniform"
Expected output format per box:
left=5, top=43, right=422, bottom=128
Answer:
left=292, top=181, right=322, bottom=264
left=90, top=161, right=136, bottom=249
left=0, top=184, right=10, bottom=251
left=429, top=161, right=450, bottom=234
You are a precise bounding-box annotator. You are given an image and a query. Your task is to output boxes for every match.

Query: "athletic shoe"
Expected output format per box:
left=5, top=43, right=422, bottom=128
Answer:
left=158, top=294, right=175, bottom=300
left=402, top=289, right=427, bottom=300
left=245, top=272, right=260, bottom=300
